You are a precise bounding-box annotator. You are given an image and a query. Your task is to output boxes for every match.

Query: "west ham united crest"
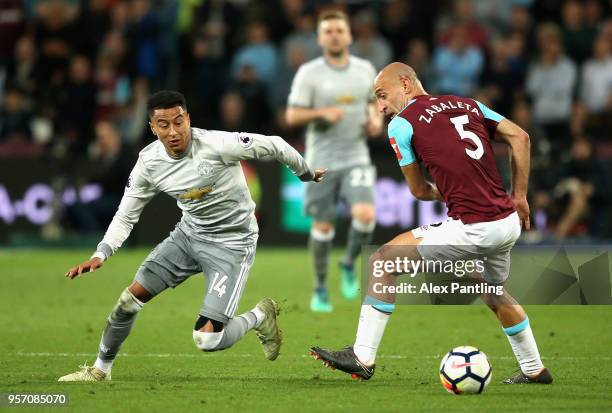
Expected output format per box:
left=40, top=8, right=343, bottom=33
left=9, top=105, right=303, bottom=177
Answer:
left=197, top=160, right=214, bottom=177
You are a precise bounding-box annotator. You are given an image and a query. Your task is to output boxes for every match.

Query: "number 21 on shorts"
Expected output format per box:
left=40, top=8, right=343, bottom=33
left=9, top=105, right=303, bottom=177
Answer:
left=209, top=272, right=228, bottom=297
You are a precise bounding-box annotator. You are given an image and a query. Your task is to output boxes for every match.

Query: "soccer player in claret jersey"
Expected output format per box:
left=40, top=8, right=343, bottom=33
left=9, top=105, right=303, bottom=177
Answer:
left=310, top=63, right=553, bottom=385
left=58, top=90, right=325, bottom=382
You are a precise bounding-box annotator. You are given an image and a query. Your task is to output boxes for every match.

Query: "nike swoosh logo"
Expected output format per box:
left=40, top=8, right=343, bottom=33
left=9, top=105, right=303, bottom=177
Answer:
left=355, top=359, right=374, bottom=374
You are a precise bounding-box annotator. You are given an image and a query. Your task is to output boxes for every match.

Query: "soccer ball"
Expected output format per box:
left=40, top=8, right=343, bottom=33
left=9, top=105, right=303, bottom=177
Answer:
left=439, top=346, right=492, bottom=394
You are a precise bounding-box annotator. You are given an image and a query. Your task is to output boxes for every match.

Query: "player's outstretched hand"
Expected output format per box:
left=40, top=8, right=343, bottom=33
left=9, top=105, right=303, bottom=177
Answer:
left=513, top=196, right=530, bottom=230
left=313, top=169, right=327, bottom=182
left=65, top=257, right=104, bottom=279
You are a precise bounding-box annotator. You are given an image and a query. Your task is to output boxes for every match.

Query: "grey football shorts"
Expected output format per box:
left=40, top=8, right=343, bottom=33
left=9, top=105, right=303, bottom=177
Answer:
left=134, top=226, right=256, bottom=324
left=304, top=164, right=376, bottom=222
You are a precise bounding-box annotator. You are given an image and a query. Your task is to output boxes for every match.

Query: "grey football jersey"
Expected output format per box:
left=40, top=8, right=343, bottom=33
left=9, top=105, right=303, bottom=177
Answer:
left=288, top=56, right=376, bottom=171
left=97, top=128, right=312, bottom=256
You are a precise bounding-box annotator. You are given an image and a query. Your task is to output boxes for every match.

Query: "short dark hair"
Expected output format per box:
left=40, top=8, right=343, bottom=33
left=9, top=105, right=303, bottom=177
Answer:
left=147, top=90, right=187, bottom=117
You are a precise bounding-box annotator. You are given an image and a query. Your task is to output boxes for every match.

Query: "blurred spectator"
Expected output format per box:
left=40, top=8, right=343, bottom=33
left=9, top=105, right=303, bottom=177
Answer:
left=74, top=0, right=112, bottom=60
left=552, top=138, right=610, bottom=240
left=526, top=23, right=577, bottom=155
left=432, top=24, right=484, bottom=96
left=230, top=64, right=272, bottom=131
left=271, top=42, right=308, bottom=134
left=402, top=39, right=432, bottom=89
left=437, top=0, right=488, bottom=50
left=114, top=77, right=149, bottom=146
left=109, top=0, right=130, bottom=34
left=95, top=34, right=131, bottom=121
left=1, top=0, right=611, bottom=240
left=0, top=88, right=32, bottom=143
left=124, top=0, right=163, bottom=88
left=471, top=0, right=518, bottom=36
left=0, top=0, right=26, bottom=61
left=6, top=36, right=39, bottom=98
left=561, top=0, right=598, bottom=64
left=281, top=12, right=319, bottom=63
left=231, top=21, right=278, bottom=86
left=56, top=55, right=97, bottom=155
left=215, top=92, right=251, bottom=131
left=379, top=0, right=426, bottom=60
left=33, top=0, right=79, bottom=84
left=192, top=0, right=242, bottom=59
left=579, top=35, right=612, bottom=139
left=349, top=9, right=392, bottom=71
left=531, top=0, right=562, bottom=23
left=65, top=120, right=133, bottom=232
left=479, top=37, right=524, bottom=115
left=189, top=28, right=229, bottom=124
left=583, top=0, right=603, bottom=29
left=507, top=6, right=534, bottom=48
left=267, top=0, right=307, bottom=44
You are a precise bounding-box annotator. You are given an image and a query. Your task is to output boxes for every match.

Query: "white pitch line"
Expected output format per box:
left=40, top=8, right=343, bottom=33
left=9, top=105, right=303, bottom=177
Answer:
left=8, top=352, right=610, bottom=361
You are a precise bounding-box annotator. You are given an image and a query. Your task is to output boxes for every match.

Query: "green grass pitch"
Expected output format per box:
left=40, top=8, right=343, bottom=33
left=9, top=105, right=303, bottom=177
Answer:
left=1, top=248, right=611, bottom=412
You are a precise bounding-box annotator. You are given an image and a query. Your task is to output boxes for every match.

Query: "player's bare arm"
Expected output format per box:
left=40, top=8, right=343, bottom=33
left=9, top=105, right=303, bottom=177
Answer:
left=285, top=106, right=344, bottom=127
left=494, top=118, right=531, bottom=229
left=400, top=163, right=443, bottom=201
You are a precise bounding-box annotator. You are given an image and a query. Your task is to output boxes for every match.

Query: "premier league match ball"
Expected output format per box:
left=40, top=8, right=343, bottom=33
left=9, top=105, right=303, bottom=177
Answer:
left=439, top=346, right=492, bottom=394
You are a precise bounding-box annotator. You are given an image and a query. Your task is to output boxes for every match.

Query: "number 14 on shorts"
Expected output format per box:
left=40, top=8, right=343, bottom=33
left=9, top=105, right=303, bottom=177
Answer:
left=209, top=272, right=228, bottom=297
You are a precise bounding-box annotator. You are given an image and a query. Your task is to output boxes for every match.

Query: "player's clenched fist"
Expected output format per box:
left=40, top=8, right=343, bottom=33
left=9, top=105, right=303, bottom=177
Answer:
left=65, top=257, right=104, bottom=279
left=313, top=169, right=327, bottom=182
left=320, top=107, right=344, bottom=123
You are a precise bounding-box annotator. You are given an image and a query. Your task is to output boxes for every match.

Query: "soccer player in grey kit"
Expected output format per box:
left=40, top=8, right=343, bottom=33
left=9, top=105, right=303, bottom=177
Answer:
left=286, top=10, right=383, bottom=312
left=58, top=91, right=325, bottom=381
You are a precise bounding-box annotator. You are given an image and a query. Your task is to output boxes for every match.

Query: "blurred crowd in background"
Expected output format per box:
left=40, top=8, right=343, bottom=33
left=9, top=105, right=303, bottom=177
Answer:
left=1, top=0, right=611, bottom=241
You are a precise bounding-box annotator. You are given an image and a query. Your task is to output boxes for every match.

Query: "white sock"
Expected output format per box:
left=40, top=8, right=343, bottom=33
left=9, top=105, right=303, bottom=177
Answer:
left=504, top=318, right=544, bottom=376
left=251, top=306, right=266, bottom=328
left=353, top=305, right=390, bottom=366
left=94, top=357, right=113, bottom=374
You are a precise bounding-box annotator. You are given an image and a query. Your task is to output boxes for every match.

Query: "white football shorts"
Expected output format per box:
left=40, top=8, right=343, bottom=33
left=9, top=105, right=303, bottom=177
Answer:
left=412, top=211, right=521, bottom=284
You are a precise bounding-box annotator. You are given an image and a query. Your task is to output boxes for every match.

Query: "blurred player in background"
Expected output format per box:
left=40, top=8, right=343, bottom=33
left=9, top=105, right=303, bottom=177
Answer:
left=58, top=90, right=325, bottom=382
left=311, top=63, right=552, bottom=385
left=286, top=10, right=383, bottom=312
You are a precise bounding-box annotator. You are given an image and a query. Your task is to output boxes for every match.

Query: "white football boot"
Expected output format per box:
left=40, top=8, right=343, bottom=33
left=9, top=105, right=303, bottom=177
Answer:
left=58, top=364, right=111, bottom=382
left=254, top=298, right=282, bottom=361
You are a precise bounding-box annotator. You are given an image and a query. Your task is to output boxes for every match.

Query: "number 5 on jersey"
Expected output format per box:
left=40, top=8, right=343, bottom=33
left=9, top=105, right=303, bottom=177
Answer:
left=450, top=115, right=484, bottom=160
left=209, top=272, right=228, bottom=297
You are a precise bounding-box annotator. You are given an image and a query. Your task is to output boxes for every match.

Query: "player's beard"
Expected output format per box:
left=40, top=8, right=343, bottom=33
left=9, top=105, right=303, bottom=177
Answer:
left=328, top=47, right=347, bottom=59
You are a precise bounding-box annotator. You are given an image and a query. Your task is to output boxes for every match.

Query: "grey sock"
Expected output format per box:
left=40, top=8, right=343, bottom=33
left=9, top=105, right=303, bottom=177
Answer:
left=217, top=311, right=258, bottom=350
left=97, top=289, right=144, bottom=361
left=309, top=235, right=333, bottom=290
left=342, top=224, right=374, bottom=269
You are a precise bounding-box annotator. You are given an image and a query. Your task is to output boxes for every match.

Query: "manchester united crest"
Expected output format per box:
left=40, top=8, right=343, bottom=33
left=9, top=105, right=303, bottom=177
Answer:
left=197, top=160, right=214, bottom=177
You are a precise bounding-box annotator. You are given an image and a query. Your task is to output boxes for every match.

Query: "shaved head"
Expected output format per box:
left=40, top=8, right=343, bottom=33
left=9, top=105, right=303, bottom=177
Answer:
left=373, top=62, right=425, bottom=118
left=376, top=62, right=417, bottom=85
